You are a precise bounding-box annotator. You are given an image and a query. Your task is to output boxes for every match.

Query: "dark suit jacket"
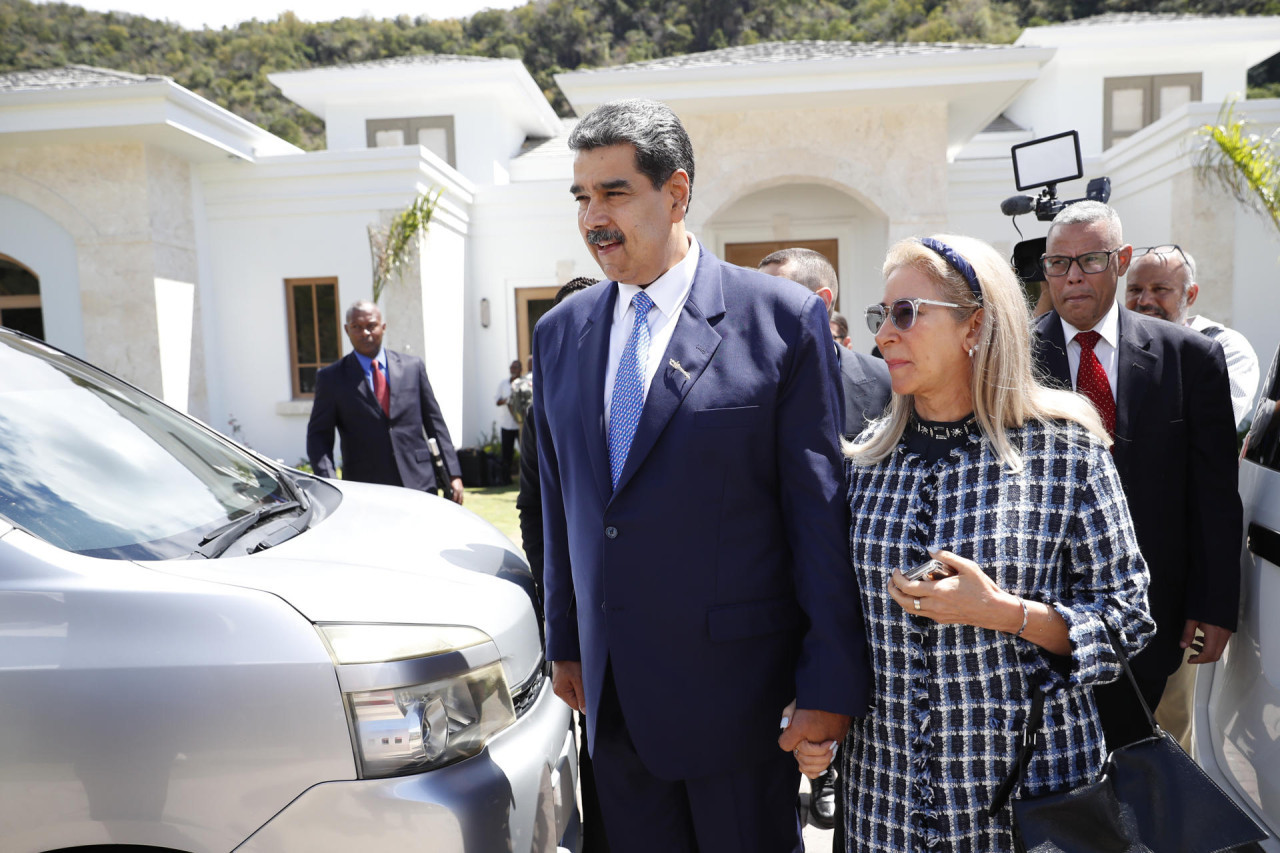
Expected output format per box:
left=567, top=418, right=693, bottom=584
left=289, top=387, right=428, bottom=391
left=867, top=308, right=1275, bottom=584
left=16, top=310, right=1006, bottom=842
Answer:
left=1032, top=307, right=1242, bottom=679
left=516, top=413, right=543, bottom=594
left=533, top=249, right=871, bottom=781
left=306, top=349, right=459, bottom=492
left=837, top=345, right=892, bottom=439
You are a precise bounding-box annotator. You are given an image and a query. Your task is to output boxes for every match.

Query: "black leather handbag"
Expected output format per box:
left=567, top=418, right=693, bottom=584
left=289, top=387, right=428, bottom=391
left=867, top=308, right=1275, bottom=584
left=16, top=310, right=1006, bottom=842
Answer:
left=985, top=628, right=1268, bottom=853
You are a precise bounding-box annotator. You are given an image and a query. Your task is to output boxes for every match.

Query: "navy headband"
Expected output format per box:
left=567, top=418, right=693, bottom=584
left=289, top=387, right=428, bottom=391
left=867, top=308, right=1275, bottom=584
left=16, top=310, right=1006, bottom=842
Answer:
left=919, top=237, right=982, bottom=303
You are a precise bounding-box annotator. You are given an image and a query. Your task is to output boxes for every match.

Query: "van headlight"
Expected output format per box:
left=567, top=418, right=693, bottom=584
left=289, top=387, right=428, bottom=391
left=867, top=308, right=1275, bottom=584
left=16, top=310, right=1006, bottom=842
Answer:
left=317, top=623, right=517, bottom=778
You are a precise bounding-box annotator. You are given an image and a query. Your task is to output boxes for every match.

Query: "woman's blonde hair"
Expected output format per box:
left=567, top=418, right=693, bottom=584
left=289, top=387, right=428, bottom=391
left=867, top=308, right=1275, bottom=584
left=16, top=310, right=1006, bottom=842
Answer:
left=847, top=234, right=1109, bottom=471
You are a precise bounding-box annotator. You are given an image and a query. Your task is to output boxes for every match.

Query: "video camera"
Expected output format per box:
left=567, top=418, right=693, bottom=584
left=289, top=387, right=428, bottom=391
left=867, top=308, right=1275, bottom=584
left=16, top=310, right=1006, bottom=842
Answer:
left=1001, top=130, right=1111, bottom=284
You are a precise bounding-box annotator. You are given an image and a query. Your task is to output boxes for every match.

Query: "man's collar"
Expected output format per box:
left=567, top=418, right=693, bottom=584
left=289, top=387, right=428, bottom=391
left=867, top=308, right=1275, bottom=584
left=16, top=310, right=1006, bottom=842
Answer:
left=1060, top=297, right=1120, bottom=348
left=353, top=348, right=386, bottom=370
left=615, top=234, right=700, bottom=321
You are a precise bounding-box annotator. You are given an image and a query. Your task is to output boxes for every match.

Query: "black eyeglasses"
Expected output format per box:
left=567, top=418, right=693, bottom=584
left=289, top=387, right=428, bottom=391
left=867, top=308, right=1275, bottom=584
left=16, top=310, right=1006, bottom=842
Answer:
left=865, top=298, right=963, bottom=334
left=1040, top=248, right=1122, bottom=277
left=1132, top=244, right=1189, bottom=266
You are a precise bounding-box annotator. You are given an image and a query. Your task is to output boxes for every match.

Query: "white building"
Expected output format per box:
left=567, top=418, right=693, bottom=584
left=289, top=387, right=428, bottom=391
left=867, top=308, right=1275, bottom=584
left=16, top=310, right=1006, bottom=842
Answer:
left=1, top=12, right=1277, bottom=467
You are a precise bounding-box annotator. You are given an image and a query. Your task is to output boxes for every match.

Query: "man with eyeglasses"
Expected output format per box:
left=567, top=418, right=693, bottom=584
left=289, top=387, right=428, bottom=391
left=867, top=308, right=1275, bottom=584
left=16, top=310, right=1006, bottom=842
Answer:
left=1125, top=244, right=1260, bottom=428
left=1031, top=201, right=1242, bottom=752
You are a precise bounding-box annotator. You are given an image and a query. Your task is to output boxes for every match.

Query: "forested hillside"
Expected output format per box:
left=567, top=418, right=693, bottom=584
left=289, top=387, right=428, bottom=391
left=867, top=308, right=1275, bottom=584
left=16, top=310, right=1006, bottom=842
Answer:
left=2, top=0, right=1277, bottom=149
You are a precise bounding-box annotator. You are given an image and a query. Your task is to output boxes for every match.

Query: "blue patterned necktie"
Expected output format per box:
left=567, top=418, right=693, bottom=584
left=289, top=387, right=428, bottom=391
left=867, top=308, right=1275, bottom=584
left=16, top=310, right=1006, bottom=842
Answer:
left=609, top=290, right=656, bottom=490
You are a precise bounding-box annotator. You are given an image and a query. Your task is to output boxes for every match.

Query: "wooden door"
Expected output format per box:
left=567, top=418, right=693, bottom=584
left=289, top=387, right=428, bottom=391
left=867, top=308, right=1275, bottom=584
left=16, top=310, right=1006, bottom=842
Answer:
left=723, top=239, right=838, bottom=272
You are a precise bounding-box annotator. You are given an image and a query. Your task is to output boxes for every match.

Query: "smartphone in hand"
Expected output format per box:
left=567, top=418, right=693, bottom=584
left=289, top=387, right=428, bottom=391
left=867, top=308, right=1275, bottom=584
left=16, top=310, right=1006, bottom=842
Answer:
left=904, top=558, right=957, bottom=582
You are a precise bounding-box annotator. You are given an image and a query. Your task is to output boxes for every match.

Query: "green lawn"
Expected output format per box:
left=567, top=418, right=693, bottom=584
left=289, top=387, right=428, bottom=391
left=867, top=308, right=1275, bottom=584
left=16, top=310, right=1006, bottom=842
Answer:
left=464, top=482, right=524, bottom=557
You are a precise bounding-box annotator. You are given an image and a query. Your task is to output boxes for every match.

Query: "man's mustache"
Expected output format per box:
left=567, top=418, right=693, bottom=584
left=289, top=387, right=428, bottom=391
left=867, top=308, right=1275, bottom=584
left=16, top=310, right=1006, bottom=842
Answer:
left=1134, top=304, right=1170, bottom=321
left=587, top=229, right=624, bottom=246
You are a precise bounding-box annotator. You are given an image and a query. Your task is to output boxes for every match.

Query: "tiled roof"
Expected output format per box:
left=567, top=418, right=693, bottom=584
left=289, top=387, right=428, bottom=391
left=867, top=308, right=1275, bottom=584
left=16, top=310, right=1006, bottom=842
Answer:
left=516, top=131, right=572, bottom=159
left=580, top=40, right=1030, bottom=73
left=328, top=54, right=500, bottom=71
left=1053, top=12, right=1238, bottom=26
left=0, top=64, right=168, bottom=92
left=982, top=113, right=1025, bottom=133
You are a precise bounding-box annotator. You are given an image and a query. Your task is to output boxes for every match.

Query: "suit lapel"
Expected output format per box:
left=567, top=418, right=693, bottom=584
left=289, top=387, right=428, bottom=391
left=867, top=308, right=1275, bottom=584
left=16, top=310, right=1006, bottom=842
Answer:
left=578, top=283, right=617, bottom=504
left=611, top=252, right=725, bottom=497
left=346, top=353, right=382, bottom=416
left=384, top=350, right=404, bottom=420
left=1035, top=313, right=1072, bottom=389
left=1113, top=308, right=1156, bottom=471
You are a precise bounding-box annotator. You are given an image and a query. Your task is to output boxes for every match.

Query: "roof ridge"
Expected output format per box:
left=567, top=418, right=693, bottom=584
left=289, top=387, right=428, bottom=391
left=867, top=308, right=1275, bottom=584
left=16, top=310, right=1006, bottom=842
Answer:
left=576, top=39, right=1030, bottom=74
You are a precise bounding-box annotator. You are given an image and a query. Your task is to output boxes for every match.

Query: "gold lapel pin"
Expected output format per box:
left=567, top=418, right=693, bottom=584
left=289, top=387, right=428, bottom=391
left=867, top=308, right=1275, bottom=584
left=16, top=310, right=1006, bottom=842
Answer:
left=668, top=358, right=691, bottom=381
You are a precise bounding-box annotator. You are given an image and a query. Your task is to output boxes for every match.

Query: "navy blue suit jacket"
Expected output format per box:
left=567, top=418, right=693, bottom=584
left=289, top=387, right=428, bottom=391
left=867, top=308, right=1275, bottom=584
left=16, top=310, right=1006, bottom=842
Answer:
left=306, top=349, right=459, bottom=492
left=1033, top=307, right=1242, bottom=679
left=533, top=248, right=871, bottom=780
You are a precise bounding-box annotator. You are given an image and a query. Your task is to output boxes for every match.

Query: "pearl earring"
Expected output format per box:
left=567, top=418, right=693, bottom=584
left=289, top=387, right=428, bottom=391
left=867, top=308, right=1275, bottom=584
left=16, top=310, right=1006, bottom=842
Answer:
left=968, top=345, right=977, bottom=358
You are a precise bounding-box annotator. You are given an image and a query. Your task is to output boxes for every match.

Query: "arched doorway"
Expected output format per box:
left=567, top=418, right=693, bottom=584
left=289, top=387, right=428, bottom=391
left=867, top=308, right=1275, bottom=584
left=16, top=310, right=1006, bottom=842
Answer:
left=701, top=182, right=888, bottom=352
left=0, top=255, right=43, bottom=340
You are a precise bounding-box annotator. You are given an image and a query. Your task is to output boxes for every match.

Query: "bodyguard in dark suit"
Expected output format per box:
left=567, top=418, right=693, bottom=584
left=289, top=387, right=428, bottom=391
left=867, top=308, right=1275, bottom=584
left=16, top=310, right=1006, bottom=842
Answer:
left=1030, top=202, right=1241, bottom=749
left=758, top=247, right=891, bottom=440
left=307, top=301, right=464, bottom=503
left=534, top=99, right=870, bottom=852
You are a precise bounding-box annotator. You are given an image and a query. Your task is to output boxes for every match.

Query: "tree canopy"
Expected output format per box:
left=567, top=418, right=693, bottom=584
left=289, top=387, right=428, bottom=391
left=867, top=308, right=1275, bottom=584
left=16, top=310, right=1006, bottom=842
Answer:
left=2, top=0, right=1278, bottom=150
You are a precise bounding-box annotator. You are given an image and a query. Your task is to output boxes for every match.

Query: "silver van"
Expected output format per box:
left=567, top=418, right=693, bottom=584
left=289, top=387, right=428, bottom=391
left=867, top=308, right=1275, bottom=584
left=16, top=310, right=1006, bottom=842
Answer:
left=0, top=329, right=578, bottom=852
left=1196, top=340, right=1280, bottom=850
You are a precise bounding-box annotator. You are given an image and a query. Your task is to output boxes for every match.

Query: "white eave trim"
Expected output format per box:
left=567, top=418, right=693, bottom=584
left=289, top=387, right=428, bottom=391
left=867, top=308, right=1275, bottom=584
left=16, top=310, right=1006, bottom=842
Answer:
left=1017, top=16, right=1280, bottom=48
left=0, top=79, right=300, bottom=160
left=269, top=60, right=562, bottom=138
left=556, top=46, right=1056, bottom=104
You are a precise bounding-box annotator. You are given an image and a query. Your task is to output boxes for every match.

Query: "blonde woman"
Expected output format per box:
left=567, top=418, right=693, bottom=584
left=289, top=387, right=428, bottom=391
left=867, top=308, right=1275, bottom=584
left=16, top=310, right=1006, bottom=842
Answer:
left=798, top=235, right=1154, bottom=851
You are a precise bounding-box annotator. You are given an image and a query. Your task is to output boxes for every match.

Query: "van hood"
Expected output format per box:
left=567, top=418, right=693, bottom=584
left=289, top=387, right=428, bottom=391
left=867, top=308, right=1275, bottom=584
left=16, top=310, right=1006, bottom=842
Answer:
left=137, top=479, right=542, bottom=689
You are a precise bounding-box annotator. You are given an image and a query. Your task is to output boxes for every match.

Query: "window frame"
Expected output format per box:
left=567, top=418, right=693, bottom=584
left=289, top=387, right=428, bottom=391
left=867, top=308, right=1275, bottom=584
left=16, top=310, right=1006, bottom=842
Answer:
left=366, top=116, right=457, bottom=168
left=1103, top=73, right=1203, bottom=149
left=284, top=276, right=342, bottom=400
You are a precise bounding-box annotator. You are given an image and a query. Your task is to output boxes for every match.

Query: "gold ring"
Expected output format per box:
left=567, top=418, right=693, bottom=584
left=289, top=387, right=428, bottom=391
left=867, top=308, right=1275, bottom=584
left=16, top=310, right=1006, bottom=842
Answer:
left=914, top=597, right=922, bottom=612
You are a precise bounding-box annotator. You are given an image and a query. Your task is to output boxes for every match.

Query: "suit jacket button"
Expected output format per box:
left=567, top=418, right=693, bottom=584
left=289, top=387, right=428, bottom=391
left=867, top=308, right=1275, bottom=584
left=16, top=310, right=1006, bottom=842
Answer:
left=605, top=526, right=618, bottom=539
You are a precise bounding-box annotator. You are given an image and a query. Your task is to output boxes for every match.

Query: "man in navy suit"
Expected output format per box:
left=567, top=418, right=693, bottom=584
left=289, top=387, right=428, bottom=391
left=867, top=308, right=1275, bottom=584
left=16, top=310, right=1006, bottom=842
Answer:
left=1031, top=202, right=1241, bottom=749
left=759, top=247, right=891, bottom=441
left=306, top=301, right=464, bottom=503
left=533, top=99, right=870, bottom=852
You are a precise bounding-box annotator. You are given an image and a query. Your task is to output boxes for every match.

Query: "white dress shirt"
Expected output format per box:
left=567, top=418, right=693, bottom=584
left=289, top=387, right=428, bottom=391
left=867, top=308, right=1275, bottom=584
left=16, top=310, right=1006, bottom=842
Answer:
left=603, top=234, right=700, bottom=428
left=1188, top=314, right=1261, bottom=427
left=495, top=375, right=520, bottom=431
left=1060, top=298, right=1121, bottom=397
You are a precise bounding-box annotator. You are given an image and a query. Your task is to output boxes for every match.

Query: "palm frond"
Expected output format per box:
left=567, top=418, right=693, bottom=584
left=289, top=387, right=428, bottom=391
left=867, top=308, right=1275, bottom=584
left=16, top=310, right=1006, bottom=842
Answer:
left=367, top=189, right=444, bottom=304
left=1195, top=98, right=1280, bottom=238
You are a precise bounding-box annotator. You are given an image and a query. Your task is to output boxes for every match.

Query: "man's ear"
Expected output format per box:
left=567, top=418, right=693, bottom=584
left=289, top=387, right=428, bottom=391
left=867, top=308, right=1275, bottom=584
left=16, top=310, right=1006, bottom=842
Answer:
left=1115, top=244, right=1133, bottom=277
left=667, top=170, right=691, bottom=220
left=816, top=287, right=834, bottom=312
left=1185, top=282, right=1200, bottom=309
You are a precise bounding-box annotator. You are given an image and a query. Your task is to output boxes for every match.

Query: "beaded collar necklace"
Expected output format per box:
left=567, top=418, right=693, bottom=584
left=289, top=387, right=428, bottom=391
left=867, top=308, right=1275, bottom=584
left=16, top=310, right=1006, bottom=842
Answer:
left=907, top=414, right=978, bottom=441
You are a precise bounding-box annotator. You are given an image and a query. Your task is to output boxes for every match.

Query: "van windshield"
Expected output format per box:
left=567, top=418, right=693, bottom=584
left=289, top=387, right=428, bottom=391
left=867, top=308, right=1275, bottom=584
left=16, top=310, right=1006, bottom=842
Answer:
left=0, top=333, right=293, bottom=559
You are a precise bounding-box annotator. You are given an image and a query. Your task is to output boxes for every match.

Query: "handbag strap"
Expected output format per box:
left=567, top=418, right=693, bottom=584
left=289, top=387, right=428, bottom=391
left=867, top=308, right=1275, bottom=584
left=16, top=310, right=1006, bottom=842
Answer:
left=983, top=623, right=1155, bottom=818
left=1102, top=622, right=1161, bottom=736
left=983, top=686, right=1045, bottom=818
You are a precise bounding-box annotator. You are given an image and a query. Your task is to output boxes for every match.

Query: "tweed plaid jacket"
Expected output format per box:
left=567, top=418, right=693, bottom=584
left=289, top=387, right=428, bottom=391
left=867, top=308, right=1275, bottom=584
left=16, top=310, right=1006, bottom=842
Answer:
left=840, top=418, right=1154, bottom=852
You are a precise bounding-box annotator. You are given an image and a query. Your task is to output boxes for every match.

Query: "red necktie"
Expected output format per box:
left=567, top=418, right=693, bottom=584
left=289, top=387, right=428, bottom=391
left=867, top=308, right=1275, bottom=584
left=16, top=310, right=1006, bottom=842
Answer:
left=1074, top=330, right=1115, bottom=438
left=372, top=359, right=390, bottom=417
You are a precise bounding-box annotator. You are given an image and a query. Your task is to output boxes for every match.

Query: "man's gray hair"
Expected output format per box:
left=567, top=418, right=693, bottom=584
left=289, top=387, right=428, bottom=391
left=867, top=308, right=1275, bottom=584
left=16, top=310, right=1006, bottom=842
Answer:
left=758, top=247, right=839, bottom=304
left=1048, top=200, right=1124, bottom=245
left=346, top=300, right=382, bottom=324
left=568, top=99, right=696, bottom=205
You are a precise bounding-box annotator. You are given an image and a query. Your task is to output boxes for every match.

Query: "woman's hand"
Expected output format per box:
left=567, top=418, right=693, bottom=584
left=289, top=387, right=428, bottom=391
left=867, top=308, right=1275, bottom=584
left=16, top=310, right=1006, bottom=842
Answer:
left=779, top=698, right=839, bottom=778
left=793, top=738, right=838, bottom=779
left=887, top=549, right=1020, bottom=632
